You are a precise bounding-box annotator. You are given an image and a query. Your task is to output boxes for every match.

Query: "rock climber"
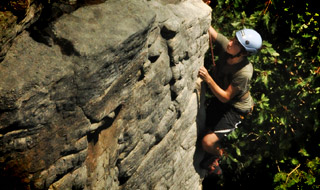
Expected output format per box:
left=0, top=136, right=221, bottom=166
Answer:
left=198, top=25, right=262, bottom=175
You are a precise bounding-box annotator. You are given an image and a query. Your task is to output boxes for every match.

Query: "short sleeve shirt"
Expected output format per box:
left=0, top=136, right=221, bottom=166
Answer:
left=214, top=33, right=254, bottom=111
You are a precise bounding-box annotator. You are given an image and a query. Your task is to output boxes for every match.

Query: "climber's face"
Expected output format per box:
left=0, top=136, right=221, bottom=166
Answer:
left=227, top=37, right=242, bottom=56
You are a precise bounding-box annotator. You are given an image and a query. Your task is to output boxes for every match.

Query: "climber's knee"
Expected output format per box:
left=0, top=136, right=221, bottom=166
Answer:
left=202, top=132, right=219, bottom=153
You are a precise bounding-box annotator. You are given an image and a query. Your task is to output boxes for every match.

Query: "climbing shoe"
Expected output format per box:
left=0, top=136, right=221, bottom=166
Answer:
left=200, top=156, right=223, bottom=175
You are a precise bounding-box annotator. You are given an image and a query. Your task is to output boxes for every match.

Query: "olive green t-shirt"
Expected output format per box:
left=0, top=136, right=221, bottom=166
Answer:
left=214, top=33, right=254, bottom=112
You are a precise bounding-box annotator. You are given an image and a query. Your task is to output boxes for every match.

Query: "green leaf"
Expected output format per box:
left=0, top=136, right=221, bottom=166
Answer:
left=299, top=148, right=310, bottom=157
left=228, top=155, right=239, bottom=163
left=291, top=158, right=299, bottom=165
left=231, top=21, right=241, bottom=27
left=263, top=12, right=270, bottom=28
left=236, top=147, right=241, bottom=156
left=274, top=172, right=287, bottom=182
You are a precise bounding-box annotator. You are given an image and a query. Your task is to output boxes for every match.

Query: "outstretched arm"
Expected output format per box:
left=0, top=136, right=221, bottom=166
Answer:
left=208, top=26, right=218, bottom=41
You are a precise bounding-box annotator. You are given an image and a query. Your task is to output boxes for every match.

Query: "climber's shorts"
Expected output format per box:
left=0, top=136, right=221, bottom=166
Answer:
left=205, top=98, right=243, bottom=140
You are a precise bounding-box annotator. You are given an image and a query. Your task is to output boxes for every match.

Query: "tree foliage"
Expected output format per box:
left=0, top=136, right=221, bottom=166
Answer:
left=204, top=0, right=320, bottom=189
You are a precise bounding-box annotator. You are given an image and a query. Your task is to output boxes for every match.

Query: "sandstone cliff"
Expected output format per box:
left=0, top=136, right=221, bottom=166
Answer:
left=0, top=0, right=211, bottom=189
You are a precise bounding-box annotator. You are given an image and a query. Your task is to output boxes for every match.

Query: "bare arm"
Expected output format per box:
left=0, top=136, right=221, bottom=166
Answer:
left=208, top=26, right=218, bottom=41
left=198, top=66, right=239, bottom=103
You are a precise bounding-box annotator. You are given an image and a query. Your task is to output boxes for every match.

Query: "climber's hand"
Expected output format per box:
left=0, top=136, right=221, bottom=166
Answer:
left=198, top=66, right=211, bottom=83
left=202, top=0, right=211, bottom=5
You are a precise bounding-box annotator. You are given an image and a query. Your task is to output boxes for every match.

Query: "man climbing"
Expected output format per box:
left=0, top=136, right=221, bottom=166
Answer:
left=198, top=25, right=262, bottom=175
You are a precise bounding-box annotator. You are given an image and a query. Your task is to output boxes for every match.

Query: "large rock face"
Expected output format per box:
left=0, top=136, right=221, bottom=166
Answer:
left=0, top=0, right=211, bottom=189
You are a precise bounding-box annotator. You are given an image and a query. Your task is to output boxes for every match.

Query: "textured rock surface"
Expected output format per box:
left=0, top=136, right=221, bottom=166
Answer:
left=0, top=0, right=211, bottom=189
left=0, top=0, right=42, bottom=60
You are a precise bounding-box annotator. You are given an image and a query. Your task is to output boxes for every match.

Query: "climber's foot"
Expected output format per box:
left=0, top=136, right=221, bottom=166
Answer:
left=200, top=156, right=223, bottom=175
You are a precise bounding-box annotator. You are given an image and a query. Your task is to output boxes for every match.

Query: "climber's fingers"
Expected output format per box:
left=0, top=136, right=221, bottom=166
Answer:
left=202, top=0, right=211, bottom=5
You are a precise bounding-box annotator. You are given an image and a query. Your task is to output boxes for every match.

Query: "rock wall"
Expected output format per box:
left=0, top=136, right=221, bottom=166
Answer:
left=0, top=0, right=211, bottom=189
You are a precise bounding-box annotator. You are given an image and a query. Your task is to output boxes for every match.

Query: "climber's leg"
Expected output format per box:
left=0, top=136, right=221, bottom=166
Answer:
left=202, top=132, right=221, bottom=156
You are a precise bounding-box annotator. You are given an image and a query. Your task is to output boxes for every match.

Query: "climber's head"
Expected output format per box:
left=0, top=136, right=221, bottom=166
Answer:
left=227, top=28, right=262, bottom=58
left=235, top=29, right=262, bottom=54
